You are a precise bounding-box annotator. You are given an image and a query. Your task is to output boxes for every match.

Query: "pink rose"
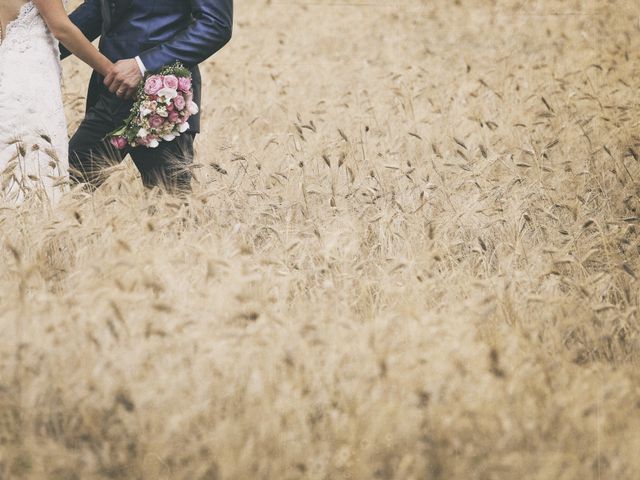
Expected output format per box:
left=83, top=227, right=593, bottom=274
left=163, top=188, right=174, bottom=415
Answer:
left=144, top=75, right=163, bottom=95
left=149, top=115, right=165, bottom=129
left=167, top=103, right=175, bottom=112
left=168, top=111, right=180, bottom=123
left=178, top=77, right=192, bottom=92
left=163, top=75, right=179, bottom=90
left=110, top=136, right=128, bottom=149
left=173, top=94, right=186, bottom=111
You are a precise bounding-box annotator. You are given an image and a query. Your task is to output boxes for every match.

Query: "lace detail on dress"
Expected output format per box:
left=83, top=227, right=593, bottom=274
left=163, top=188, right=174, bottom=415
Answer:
left=0, top=1, right=69, bottom=205
left=3, top=3, right=44, bottom=52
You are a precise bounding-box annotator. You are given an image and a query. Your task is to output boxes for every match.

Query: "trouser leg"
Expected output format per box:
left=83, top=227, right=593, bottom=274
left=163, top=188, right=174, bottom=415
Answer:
left=68, top=93, right=132, bottom=189
left=130, top=133, right=195, bottom=195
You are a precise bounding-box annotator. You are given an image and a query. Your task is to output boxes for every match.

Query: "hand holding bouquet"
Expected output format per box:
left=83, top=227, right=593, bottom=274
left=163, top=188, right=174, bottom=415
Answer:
left=108, top=62, right=199, bottom=149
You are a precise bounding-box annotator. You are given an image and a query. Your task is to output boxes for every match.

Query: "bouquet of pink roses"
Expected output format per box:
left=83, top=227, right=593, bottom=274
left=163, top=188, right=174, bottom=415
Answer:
left=107, top=62, right=199, bottom=149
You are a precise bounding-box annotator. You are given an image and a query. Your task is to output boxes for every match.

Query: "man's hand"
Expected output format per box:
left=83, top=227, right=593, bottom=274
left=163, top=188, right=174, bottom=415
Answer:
left=104, top=59, right=143, bottom=99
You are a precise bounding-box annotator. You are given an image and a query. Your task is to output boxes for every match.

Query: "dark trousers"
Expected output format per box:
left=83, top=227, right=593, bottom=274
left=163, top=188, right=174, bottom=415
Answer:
left=69, top=91, right=194, bottom=194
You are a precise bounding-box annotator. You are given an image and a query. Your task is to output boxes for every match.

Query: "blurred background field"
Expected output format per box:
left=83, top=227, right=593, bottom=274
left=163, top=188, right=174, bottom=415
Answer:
left=2, top=0, right=640, bottom=478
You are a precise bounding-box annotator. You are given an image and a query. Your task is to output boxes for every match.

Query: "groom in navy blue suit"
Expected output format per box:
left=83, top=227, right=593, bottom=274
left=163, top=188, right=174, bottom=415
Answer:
left=61, top=0, right=233, bottom=194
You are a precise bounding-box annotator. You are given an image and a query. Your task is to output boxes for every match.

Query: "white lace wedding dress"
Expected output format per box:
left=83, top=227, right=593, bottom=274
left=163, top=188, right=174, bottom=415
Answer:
left=0, top=1, right=69, bottom=205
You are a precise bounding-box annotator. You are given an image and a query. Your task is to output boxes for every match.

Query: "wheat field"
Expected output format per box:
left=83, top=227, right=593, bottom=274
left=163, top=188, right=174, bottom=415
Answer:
left=1, top=0, right=640, bottom=478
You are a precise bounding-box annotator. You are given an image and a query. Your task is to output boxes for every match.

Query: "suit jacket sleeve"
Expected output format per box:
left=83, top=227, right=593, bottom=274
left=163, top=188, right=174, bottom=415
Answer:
left=139, top=0, right=233, bottom=72
left=60, top=0, right=103, bottom=59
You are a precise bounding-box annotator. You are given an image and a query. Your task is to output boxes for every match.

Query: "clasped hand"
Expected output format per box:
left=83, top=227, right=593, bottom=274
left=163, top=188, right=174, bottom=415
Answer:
left=103, top=59, right=143, bottom=100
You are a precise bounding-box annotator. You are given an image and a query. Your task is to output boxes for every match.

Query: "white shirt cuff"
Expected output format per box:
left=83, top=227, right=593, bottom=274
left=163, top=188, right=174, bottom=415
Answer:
left=135, top=56, right=146, bottom=75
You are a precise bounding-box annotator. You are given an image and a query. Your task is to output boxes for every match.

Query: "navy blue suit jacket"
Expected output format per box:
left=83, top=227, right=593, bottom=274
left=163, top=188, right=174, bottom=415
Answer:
left=61, top=0, right=233, bottom=133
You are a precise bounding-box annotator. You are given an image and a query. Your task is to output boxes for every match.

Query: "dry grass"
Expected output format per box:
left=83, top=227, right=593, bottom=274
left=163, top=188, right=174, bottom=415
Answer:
left=2, top=0, right=640, bottom=478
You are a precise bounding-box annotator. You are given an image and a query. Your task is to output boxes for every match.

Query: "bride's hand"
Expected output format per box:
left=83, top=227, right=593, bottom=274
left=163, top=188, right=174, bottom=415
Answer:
left=104, top=59, right=143, bottom=100
left=103, top=62, right=116, bottom=81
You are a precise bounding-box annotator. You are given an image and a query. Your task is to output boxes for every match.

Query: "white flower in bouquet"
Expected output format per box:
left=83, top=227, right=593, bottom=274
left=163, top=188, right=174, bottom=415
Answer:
left=140, top=101, right=153, bottom=118
left=187, top=102, right=199, bottom=115
left=157, top=87, right=178, bottom=100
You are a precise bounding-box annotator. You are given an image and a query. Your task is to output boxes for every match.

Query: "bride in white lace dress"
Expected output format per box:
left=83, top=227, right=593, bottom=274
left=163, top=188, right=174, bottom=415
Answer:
left=0, top=0, right=113, bottom=205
